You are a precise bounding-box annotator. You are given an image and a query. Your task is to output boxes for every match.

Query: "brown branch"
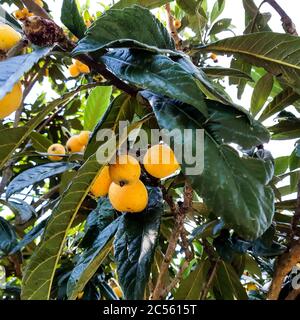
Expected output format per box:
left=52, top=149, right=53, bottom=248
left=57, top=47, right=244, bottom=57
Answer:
left=267, top=242, right=300, bottom=300
left=165, top=3, right=182, bottom=50
left=21, top=0, right=50, bottom=19
left=152, top=182, right=193, bottom=300
left=199, top=258, right=219, bottom=300
left=265, top=0, right=298, bottom=35
left=285, top=287, right=300, bottom=300
left=291, top=181, right=300, bottom=240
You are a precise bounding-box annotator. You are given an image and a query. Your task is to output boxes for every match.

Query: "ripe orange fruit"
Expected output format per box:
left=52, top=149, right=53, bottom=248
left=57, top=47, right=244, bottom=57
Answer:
left=108, top=180, right=148, bottom=212
left=78, top=131, right=90, bottom=146
left=0, top=82, right=23, bottom=119
left=113, top=287, right=123, bottom=298
left=69, top=64, right=80, bottom=77
left=47, top=143, right=66, bottom=161
left=174, top=19, right=181, bottom=29
left=0, top=24, right=22, bottom=52
left=90, top=166, right=112, bottom=198
left=74, top=60, right=90, bottom=74
left=143, top=144, right=180, bottom=179
left=246, top=283, right=258, bottom=291
left=34, top=0, right=44, bottom=7
left=109, top=154, right=141, bottom=185
left=210, top=53, right=218, bottom=62
left=66, top=135, right=85, bottom=153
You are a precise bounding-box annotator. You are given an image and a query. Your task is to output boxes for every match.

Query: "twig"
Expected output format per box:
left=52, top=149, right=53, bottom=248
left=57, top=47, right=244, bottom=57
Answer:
left=21, top=0, right=50, bottom=19
left=285, top=287, right=300, bottom=300
left=265, top=0, right=298, bottom=35
left=199, top=258, right=219, bottom=300
left=291, top=181, right=300, bottom=241
left=164, top=3, right=182, bottom=50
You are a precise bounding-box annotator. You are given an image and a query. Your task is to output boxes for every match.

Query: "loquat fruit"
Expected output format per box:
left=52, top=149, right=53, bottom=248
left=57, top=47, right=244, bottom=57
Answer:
left=77, top=130, right=91, bottom=146
left=174, top=19, right=181, bottom=29
left=69, top=64, right=80, bottom=78
left=90, top=166, right=112, bottom=198
left=113, top=287, right=123, bottom=299
left=246, top=283, right=258, bottom=291
left=143, top=144, right=180, bottom=179
left=66, top=135, right=85, bottom=153
left=74, top=59, right=90, bottom=74
left=0, top=82, right=23, bottom=119
left=0, top=24, right=22, bottom=52
left=109, top=154, right=141, bottom=185
left=47, top=143, right=66, bottom=161
left=109, top=180, right=148, bottom=213
left=34, top=0, right=44, bottom=7
left=210, top=53, right=218, bottom=63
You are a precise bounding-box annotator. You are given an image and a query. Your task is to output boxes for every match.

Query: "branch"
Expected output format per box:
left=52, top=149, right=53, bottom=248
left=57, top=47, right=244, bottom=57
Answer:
left=285, top=287, right=300, bottom=300
left=199, top=258, right=219, bottom=300
left=165, top=3, right=182, bottom=50
left=265, top=0, right=298, bottom=35
left=21, top=0, right=50, bottom=19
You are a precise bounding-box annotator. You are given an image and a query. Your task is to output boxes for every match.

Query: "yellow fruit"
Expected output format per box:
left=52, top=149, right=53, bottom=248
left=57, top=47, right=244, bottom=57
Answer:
left=85, top=20, right=92, bottom=28
left=47, top=143, right=66, bottom=161
left=113, top=287, right=123, bottom=298
left=143, top=144, right=180, bottom=179
left=78, top=131, right=90, bottom=146
left=246, top=283, right=258, bottom=291
left=109, top=154, right=141, bottom=185
left=0, top=24, right=22, bottom=52
left=174, top=19, right=181, bottom=29
left=77, top=291, right=84, bottom=300
left=74, top=60, right=90, bottom=74
left=15, top=8, right=34, bottom=20
left=69, top=64, right=80, bottom=77
left=109, top=180, right=148, bottom=212
left=0, top=82, right=23, bottom=119
left=34, top=0, right=44, bottom=7
left=210, top=53, right=218, bottom=62
left=90, top=166, right=112, bottom=198
left=66, top=135, right=85, bottom=153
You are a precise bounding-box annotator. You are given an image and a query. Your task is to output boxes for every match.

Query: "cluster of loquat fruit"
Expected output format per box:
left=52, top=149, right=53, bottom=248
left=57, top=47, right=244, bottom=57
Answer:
left=89, top=144, right=180, bottom=213
left=47, top=131, right=91, bottom=161
left=68, top=59, right=90, bottom=78
left=14, top=0, right=44, bottom=21
left=0, top=25, right=23, bottom=119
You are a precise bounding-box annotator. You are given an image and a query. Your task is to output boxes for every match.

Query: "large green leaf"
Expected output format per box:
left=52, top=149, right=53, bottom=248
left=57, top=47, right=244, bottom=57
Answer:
left=6, top=162, right=79, bottom=199
left=100, top=49, right=208, bottom=116
left=61, top=0, right=86, bottom=39
left=30, top=132, right=52, bottom=152
left=214, top=261, right=248, bottom=300
left=73, top=5, right=175, bottom=56
left=0, top=47, right=52, bottom=99
left=84, top=86, right=112, bottom=132
left=0, top=217, right=17, bottom=256
left=0, top=199, right=36, bottom=225
left=111, top=0, right=171, bottom=10
left=210, top=0, right=225, bottom=23
left=114, top=187, right=163, bottom=300
left=269, top=113, right=300, bottom=140
left=259, top=88, right=300, bottom=122
left=0, top=83, right=98, bottom=170
left=202, top=67, right=253, bottom=81
left=198, top=32, right=300, bottom=95
left=67, top=217, right=121, bottom=300
left=142, top=92, right=274, bottom=240
left=85, top=93, right=136, bottom=159
left=209, top=18, right=232, bottom=36
left=250, top=73, right=274, bottom=117
left=174, top=259, right=211, bottom=300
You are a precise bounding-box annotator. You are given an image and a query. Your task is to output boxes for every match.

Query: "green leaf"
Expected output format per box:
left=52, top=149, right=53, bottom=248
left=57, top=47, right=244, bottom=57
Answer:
left=198, top=32, right=300, bottom=95
left=214, top=261, right=248, bottom=300
left=3, top=199, right=36, bottom=225
left=114, top=187, right=163, bottom=300
left=85, top=93, right=136, bottom=159
left=0, top=47, right=52, bottom=99
left=61, top=0, right=86, bottom=39
left=259, top=88, right=300, bottom=122
left=6, top=163, right=79, bottom=199
left=274, top=156, right=289, bottom=176
left=177, top=0, right=202, bottom=16
left=111, top=0, right=171, bottom=10
left=202, top=66, right=253, bottom=81
left=143, top=92, right=274, bottom=240
left=209, top=18, right=231, bottom=36
left=0, top=216, right=17, bottom=256
left=269, top=116, right=300, bottom=140
left=73, top=5, right=175, bottom=56
left=84, top=86, right=112, bottom=131
left=0, top=83, right=98, bottom=171
left=67, top=217, right=121, bottom=300
left=30, top=132, right=52, bottom=152
left=174, top=259, right=211, bottom=299
left=250, top=73, right=274, bottom=117
left=100, top=49, right=208, bottom=116
left=211, top=0, right=225, bottom=23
